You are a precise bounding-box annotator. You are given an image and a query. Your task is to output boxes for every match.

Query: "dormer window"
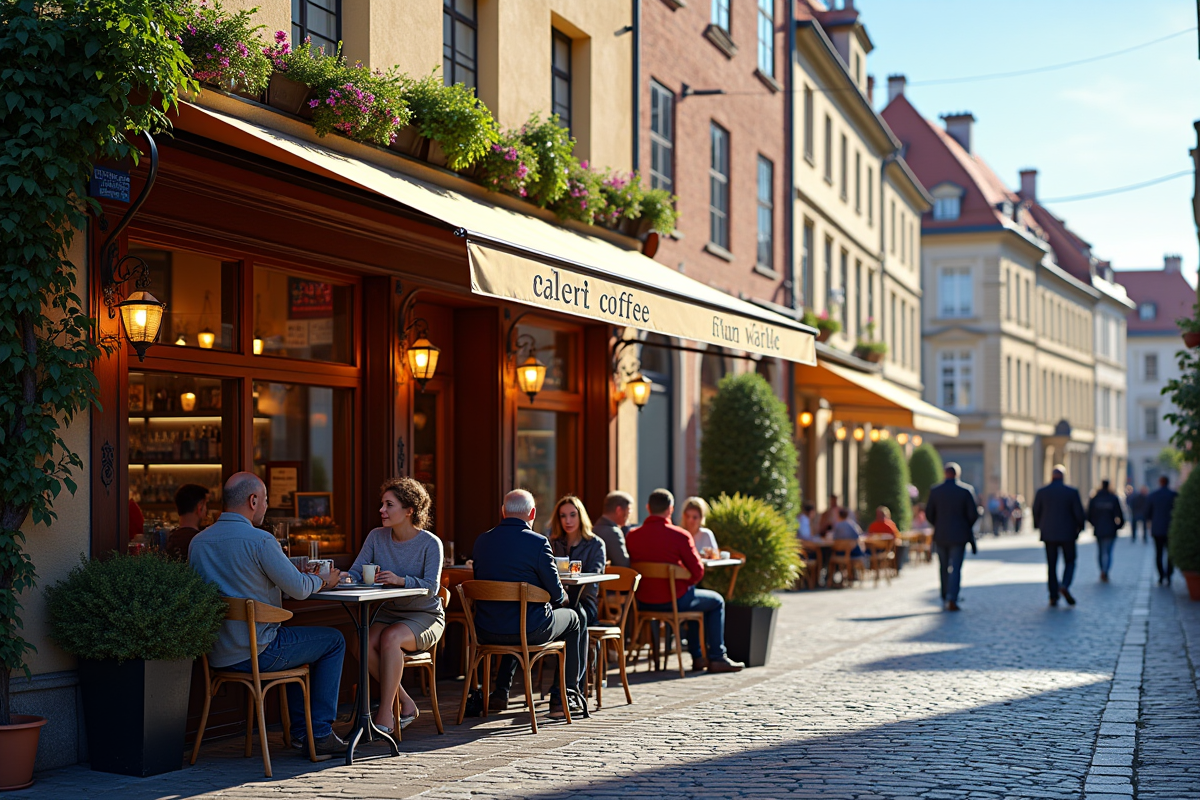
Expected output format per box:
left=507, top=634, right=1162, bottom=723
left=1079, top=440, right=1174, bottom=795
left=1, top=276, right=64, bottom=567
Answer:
left=930, top=182, right=964, bottom=221
left=1138, top=302, right=1157, bottom=321
left=997, top=200, right=1013, bottom=219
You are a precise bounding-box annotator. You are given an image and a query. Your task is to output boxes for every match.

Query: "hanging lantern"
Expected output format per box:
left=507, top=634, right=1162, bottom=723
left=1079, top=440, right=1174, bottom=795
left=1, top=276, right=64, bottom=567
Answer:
left=913, top=435, right=923, bottom=446
left=626, top=373, right=653, bottom=411
left=253, top=336, right=265, bottom=355
left=834, top=425, right=847, bottom=441
left=869, top=428, right=881, bottom=442
left=798, top=411, right=814, bottom=428
left=853, top=426, right=865, bottom=441
left=116, top=291, right=166, bottom=362
left=516, top=355, right=547, bottom=402
left=197, top=328, right=216, bottom=349
left=879, top=429, right=891, bottom=440
left=180, top=392, right=197, bottom=412
left=896, top=432, right=909, bottom=445
left=406, top=337, right=441, bottom=391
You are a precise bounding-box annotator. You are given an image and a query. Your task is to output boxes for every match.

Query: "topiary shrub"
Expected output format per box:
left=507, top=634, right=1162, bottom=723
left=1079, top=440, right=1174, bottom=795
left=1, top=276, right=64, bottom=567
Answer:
left=1168, top=467, right=1200, bottom=573
left=699, top=372, right=800, bottom=521
left=909, top=443, right=943, bottom=504
left=863, top=438, right=913, bottom=532
left=700, top=494, right=801, bottom=608
left=46, top=553, right=226, bottom=663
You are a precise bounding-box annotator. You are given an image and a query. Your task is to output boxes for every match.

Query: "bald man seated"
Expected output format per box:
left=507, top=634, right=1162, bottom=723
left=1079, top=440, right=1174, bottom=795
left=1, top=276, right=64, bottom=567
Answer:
left=189, top=472, right=348, bottom=759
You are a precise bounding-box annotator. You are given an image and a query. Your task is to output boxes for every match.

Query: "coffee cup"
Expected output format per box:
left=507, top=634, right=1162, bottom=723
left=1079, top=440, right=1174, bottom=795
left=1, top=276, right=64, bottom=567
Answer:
left=554, top=556, right=570, bottom=574
left=720, top=550, right=731, bottom=560
left=362, top=564, right=379, bottom=585
left=312, top=558, right=333, bottom=577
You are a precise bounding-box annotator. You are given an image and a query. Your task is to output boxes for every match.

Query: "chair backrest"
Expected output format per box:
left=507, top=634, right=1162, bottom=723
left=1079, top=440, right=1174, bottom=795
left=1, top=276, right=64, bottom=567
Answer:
left=828, top=540, right=858, bottom=558
left=220, top=597, right=293, bottom=683
left=442, top=568, right=473, bottom=611
left=457, top=580, right=551, bottom=655
left=629, top=561, right=690, bottom=616
left=600, top=566, right=642, bottom=626
left=437, top=585, right=451, bottom=609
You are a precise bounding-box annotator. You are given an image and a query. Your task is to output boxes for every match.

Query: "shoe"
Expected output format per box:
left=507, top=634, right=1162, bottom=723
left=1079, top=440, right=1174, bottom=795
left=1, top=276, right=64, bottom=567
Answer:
left=1049, top=599, right=1058, bottom=607
left=1060, top=588, right=1076, bottom=606
left=1100, top=572, right=1109, bottom=583
left=292, top=732, right=346, bottom=761
left=946, top=601, right=960, bottom=612
left=690, top=655, right=709, bottom=672
left=547, top=691, right=586, bottom=720
left=488, top=689, right=511, bottom=712
left=707, top=656, right=745, bottom=673
left=399, top=709, right=419, bottom=730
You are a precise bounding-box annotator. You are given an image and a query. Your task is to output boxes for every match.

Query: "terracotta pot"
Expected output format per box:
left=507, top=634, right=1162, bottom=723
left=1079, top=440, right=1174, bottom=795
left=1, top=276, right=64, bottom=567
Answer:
left=0, top=714, right=47, bottom=791
left=1184, top=570, right=1200, bottom=601
left=816, top=328, right=832, bottom=343
left=856, top=349, right=884, bottom=363
left=425, top=139, right=451, bottom=168
left=1183, top=332, right=1200, bottom=349
left=389, top=125, right=426, bottom=157
left=265, top=73, right=313, bottom=116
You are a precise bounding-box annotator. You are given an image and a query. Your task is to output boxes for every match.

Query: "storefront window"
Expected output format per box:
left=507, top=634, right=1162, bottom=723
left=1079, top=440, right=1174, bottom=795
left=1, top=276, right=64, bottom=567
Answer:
left=128, top=372, right=235, bottom=545
left=516, top=409, right=577, bottom=532
left=254, top=266, right=354, bottom=363
left=129, top=244, right=238, bottom=351
left=413, top=390, right=439, bottom=530
left=253, top=381, right=354, bottom=556
left=515, top=324, right=574, bottom=392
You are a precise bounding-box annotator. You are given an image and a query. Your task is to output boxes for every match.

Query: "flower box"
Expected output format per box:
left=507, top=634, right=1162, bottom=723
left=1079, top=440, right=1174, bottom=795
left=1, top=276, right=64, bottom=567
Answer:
left=266, top=72, right=313, bottom=116
left=425, top=139, right=451, bottom=168
left=389, top=125, right=427, bottom=157
left=1183, top=331, right=1200, bottom=349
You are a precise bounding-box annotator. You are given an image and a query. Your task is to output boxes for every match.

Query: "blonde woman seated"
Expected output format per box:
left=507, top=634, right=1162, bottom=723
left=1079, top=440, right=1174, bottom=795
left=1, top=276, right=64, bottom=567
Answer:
left=349, top=477, right=445, bottom=733
left=549, top=495, right=606, bottom=626
left=680, top=496, right=719, bottom=557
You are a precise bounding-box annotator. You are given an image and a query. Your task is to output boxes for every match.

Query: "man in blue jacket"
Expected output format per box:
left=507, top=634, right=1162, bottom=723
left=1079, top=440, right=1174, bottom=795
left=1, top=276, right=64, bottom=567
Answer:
left=1145, top=475, right=1178, bottom=585
left=1087, top=479, right=1125, bottom=583
left=472, top=489, right=587, bottom=719
left=925, top=462, right=980, bottom=612
left=1033, top=465, right=1086, bottom=606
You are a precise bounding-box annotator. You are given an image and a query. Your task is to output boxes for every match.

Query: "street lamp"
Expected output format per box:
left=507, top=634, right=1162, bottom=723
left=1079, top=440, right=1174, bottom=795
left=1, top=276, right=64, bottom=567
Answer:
left=116, top=291, right=166, bottom=362
left=516, top=354, right=547, bottom=402
left=625, top=373, right=653, bottom=411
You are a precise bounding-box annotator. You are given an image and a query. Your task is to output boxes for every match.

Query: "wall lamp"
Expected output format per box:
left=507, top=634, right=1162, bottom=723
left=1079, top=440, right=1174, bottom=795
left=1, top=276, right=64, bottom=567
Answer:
left=508, top=330, right=547, bottom=403
left=399, top=314, right=440, bottom=392
left=798, top=411, right=814, bottom=428
left=610, top=338, right=653, bottom=412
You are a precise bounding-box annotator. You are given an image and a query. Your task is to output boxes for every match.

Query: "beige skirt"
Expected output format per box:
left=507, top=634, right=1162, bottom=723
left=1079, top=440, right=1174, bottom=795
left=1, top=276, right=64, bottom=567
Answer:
left=373, top=606, right=446, bottom=652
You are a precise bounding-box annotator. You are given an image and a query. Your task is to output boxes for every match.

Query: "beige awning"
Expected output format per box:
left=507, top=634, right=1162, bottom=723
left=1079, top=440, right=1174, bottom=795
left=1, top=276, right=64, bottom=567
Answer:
left=175, top=101, right=817, bottom=364
left=795, top=360, right=960, bottom=437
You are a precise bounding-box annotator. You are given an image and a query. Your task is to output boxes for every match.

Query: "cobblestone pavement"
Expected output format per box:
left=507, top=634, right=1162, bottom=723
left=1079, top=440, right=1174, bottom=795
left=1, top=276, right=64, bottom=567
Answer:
left=7, top=531, right=1199, bottom=800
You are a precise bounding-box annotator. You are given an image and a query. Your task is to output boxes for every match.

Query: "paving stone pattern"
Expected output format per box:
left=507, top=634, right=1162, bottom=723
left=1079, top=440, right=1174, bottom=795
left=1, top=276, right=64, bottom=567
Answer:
left=7, top=533, right=1198, bottom=800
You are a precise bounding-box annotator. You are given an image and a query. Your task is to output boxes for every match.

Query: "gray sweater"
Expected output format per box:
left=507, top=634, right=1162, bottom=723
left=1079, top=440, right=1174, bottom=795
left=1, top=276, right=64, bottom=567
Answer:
left=350, top=527, right=444, bottom=617
left=188, top=513, right=323, bottom=668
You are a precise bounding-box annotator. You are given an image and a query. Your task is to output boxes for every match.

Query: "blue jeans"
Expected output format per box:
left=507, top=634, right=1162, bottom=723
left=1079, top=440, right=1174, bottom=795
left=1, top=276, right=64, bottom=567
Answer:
left=638, top=587, right=728, bottom=661
left=936, top=543, right=966, bottom=604
left=227, top=626, right=346, bottom=740
left=1097, top=536, right=1116, bottom=575
left=1045, top=541, right=1076, bottom=600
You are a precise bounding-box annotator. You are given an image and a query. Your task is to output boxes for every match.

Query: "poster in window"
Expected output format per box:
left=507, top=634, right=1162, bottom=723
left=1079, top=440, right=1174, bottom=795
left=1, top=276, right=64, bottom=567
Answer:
left=295, top=492, right=333, bottom=521
left=267, top=462, right=301, bottom=510
left=288, top=278, right=334, bottom=319
left=286, top=319, right=309, bottom=347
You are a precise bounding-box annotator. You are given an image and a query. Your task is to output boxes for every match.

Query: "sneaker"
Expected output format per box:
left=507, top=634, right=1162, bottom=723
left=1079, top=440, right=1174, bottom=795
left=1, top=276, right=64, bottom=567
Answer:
left=292, top=732, right=346, bottom=761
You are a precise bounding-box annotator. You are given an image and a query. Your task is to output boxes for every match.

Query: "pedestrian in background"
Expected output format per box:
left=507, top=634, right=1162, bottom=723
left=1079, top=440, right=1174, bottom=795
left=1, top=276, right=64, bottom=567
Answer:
left=926, top=462, right=980, bottom=612
left=1145, top=475, right=1178, bottom=585
left=1128, top=485, right=1149, bottom=542
left=1087, top=479, right=1125, bottom=583
left=1033, top=465, right=1086, bottom=607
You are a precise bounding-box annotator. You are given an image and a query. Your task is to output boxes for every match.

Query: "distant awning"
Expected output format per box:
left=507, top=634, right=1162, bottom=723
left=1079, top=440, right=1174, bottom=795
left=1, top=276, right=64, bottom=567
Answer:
left=175, top=102, right=817, bottom=364
left=795, top=360, right=960, bottom=437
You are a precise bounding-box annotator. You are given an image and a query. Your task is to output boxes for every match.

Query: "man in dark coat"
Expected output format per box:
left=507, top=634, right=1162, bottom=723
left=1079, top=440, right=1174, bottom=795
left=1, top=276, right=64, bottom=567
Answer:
left=1145, top=475, right=1178, bottom=585
left=1033, top=465, right=1087, bottom=606
left=1087, top=479, right=1125, bottom=583
left=1128, top=485, right=1149, bottom=542
left=925, top=462, right=980, bottom=612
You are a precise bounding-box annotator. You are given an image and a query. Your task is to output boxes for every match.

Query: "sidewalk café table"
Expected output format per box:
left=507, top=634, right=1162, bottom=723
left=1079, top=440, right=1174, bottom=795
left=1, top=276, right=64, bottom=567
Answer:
left=700, top=555, right=746, bottom=600
left=559, top=571, right=620, bottom=608
left=309, top=582, right=428, bottom=765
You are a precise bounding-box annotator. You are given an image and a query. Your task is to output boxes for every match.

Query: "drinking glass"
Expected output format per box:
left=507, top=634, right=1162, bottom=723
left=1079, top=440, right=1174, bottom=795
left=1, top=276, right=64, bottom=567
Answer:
left=308, top=539, right=319, bottom=560
left=444, top=541, right=455, bottom=568
left=569, top=560, right=582, bottom=576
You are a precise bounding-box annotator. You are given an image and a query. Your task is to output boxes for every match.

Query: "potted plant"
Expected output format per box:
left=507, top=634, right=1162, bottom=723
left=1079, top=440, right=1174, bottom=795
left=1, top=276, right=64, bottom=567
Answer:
left=518, top=113, right=576, bottom=207
left=46, top=553, right=225, bottom=776
left=854, top=339, right=888, bottom=363
left=638, top=186, right=679, bottom=236
left=477, top=129, right=539, bottom=198
left=1178, top=302, right=1200, bottom=348
left=594, top=171, right=643, bottom=234
left=176, top=0, right=271, bottom=98
left=550, top=159, right=606, bottom=225
left=701, top=494, right=802, bottom=667
left=815, top=311, right=841, bottom=343
left=261, top=33, right=344, bottom=117
left=402, top=71, right=497, bottom=171
left=1168, top=467, right=1200, bottom=600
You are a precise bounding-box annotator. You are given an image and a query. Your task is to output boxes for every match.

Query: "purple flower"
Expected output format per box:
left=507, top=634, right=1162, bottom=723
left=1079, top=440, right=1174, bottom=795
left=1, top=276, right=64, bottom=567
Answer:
left=275, top=30, right=288, bottom=43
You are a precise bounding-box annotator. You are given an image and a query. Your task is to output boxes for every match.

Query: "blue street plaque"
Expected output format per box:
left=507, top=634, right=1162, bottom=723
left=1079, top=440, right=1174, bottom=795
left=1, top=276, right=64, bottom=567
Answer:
left=89, top=167, right=131, bottom=202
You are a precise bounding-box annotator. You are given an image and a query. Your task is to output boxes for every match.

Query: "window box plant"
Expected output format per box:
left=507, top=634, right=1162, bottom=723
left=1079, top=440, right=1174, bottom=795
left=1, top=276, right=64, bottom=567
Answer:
left=46, top=553, right=226, bottom=776
left=402, top=72, right=497, bottom=171
left=854, top=339, right=888, bottom=363
left=477, top=130, right=539, bottom=198
left=518, top=114, right=576, bottom=208
left=177, top=0, right=270, bottom=98
left=1168, top=467, right=1200, bottom=600
left=815, top=311, right=841, bottom=343
left=1177, top=301, right=1200, bottom=348
left=262, top=32, right=345, bottom=118
left=550, top=159, right=607, bottom=225
left=637, top=187, right=679, bottom=237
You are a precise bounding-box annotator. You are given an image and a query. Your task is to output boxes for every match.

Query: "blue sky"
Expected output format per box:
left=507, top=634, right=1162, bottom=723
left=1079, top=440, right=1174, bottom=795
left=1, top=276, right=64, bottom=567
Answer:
left=860, top=0, right=1200, bottom=283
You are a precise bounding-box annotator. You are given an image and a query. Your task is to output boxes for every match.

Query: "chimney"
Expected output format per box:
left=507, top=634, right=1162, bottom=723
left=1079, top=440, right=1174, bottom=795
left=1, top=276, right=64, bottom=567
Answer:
left=867, top=75, right=875, bottom=105
left=887, top=74, right=906, bottom=103
left=1164, top=254, right=1182, bottom=273
left=1019, top=169, right=1037, bottom=201
left=941, top=112, right=975, bottom=154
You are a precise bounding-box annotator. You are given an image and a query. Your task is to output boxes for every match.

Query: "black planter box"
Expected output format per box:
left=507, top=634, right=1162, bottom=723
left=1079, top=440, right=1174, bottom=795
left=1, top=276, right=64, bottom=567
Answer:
left=78, top=658, right=193, bottom=777
left=723, top=604, right=778, bottom=668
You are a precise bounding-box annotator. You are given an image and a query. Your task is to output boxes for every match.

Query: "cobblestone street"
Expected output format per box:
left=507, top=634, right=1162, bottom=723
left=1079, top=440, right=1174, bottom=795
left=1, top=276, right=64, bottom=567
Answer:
left=8, top=531, right=1199, bottom=800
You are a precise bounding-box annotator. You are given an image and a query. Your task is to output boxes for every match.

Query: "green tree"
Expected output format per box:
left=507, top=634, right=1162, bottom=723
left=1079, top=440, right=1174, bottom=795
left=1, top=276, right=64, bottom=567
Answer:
left=909, top=443, right=944, bottom=504
left=699, top=373, right=800, bottom=521
left=1157, top=447, right=1184, bottom=475
left=1167, top=467, right=1200, bottom=572
left=1164, top=320, right=1200, bottom=463
left=863, top=439, right=913, bottom=531
left=0, top=0, right=193, bottom=725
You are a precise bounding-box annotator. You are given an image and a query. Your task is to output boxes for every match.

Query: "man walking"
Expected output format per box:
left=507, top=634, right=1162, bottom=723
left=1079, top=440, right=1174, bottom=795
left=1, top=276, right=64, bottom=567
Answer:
left=1087, top=479, right=1125, bottom=583
left=925, top=463, right=979, bottom=612
left=1145, top=475, right=1178, bottom=585
left=1033, top=465, right=1086, bottom=606
left=1129, top=485, right=1149, bottom=542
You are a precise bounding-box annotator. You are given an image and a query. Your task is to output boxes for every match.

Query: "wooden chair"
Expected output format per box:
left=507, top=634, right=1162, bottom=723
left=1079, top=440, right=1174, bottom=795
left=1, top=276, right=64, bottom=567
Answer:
left=628, top=561, right=705, bottom=678
left=440, top=568, right=473, bottom=678
left=826, top=540, right=864, bottom=588
left=909, top=531, right=934, bottom=563
left=384, top=585, right=450, bottom=739
left=586, top=567, right=641, bottom=708
left=799, top=541, right=823, bottom=590
left=455, top=581, right=571, bottom=733
left=864, top=536, right=897, bottom=586
left=190, top=598, right=317, bottom=777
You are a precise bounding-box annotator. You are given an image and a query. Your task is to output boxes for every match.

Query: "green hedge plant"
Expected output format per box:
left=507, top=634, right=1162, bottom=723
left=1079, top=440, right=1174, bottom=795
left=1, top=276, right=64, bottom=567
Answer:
left=863, top=438, right=913, bottom=531
left=699, top=494, right=801, bottom=608
left=1168, top=467, right=1200, bottom=573
left=176, top=0, right=270, bottom=94
left=403, top=71, right=497, bottom=170
left=909, top=442, right=943, bottom=504
left=639, top=186, right=679, bottom=235
left=519, top=114, right=575, bottom=207
left=699, top=372, right=801, bottom=521
left=47, top=553, right=226, bottom=662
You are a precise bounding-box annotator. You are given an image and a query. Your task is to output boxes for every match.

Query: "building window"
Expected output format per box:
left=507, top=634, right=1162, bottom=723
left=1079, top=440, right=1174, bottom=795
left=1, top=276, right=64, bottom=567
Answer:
left=940, top=350, right=974, bottom=410
left=899, top=212, right=906, bottom=264
left=1005, top=356, right=1012, bottom=413
left=938, top=266, right=973, bottom=318
left=801, top=220, right=814, bottom=307
left=649, top=80, right=674, bottom=191
left=551, top=29, right=572, bottom=129
left=889, top=292, right=897, bottom=357
left=1145, top=353, right=1159, bottom=381
left=854, top=151, right=861, bottom=214
left=823, top=115, right=832, bottom=183
left=711, top=0, right=730, bottom=31
left=1138, top=302, right=1157, bottom=320
left=804, top=86, right=814, bottom=163
left=756, top=156, right=774, bottom=270
left=854, top=261, right=862, bottom=333
left=443, top=0, right=478, bottom=89
left=839, top=249, right=849, bottom=328
left=839, top=134, right=848, bottom=200
left=867, top=167, right=874, bottom=225
left=1144, top=406, right=1159, bottom=440
left=889, top=200, right=896, bottom=252
left=866, top=268, right=875, bottom=323
left=293, top=0, right=340, bottom=56
left=932, top=196, right=960, bottom=221
left=823, top=236, right=833, bottom=312
left=709, top=122, right=730, bottom=250
left=756, top=0, right=774, bottom=77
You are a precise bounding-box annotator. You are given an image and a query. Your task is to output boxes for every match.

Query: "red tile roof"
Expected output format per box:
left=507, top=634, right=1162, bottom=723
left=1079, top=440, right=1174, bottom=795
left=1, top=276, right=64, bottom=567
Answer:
left=1114, top=268, right=1196, bottom=334
left=1024, top=201, right=1093, bottom=283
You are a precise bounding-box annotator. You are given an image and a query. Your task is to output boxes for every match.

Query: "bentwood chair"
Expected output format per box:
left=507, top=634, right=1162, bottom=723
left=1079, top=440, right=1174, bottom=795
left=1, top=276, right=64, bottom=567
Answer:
left=799, top=541, right=823, bottom=590
left=826, top=540, right=864, bottom=588
left=628, top=562, right=705, bottom=678
left=864, top=536, right=898, bottom=586
left=440, top=568, right=473, bottom=677
left=385, top=585, right=449, bottom=738
left=586, top=567, right=641, bottom=708
left=191, top=598, right=318, bottom=777
left=455, top=581, right=572, bottom=734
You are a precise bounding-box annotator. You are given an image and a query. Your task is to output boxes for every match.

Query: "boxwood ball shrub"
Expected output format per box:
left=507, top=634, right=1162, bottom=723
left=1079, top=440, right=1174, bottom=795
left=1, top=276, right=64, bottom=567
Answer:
left=863, top=438, right=913, bottom=532
left=700, top=494, right=801, bottom=608
left=1168, top=467, right=1200, bottom=572
left=909, top=442, right=944, bottom=504
left=699, top=372, right=801, bottom=521
left=46, top=552, right=226, bottom=662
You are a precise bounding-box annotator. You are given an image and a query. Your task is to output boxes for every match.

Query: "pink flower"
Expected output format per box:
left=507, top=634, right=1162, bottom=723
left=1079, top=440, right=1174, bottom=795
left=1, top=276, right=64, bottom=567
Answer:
left=274, top=30, right=288, bottom=43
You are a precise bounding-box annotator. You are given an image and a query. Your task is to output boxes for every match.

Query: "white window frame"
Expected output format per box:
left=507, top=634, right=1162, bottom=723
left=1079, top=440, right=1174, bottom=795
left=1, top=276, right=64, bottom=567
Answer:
left=756, top=0, right=774, bottom=77
left=940, top=350, right=974, bottom=411
left=938, top=266, right=973, bottom=318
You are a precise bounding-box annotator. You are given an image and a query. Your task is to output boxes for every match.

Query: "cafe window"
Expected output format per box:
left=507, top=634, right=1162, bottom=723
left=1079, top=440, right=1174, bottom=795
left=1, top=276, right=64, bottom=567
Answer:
left=293, top=0, right=340, bottom=56
left=129, top=243, right=238, bottom=351
left=552, top=29, right=572, bottom=130
left=254, top=265, right=354, bottom=363
left=515, top=323, right=575, bottom=392
left=443, top=0, right=478, bottom=90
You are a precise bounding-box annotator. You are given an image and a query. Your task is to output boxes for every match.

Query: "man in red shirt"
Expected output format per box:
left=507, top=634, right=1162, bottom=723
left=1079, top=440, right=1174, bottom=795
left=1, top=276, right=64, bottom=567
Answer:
left=626, top=489, right=744, bottom=673
left=866, top=506, right=900, bottom=537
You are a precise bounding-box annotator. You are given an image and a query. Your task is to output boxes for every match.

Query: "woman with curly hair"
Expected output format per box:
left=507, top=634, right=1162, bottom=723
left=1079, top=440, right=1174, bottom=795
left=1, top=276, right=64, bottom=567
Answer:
left=349, top=477, right=445, bottom=733
left=548, top=495, right=606, bottom=625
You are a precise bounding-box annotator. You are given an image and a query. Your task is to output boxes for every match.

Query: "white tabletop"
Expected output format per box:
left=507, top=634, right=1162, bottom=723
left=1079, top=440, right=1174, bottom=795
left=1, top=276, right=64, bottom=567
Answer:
left=701, top=558, right=744, bottom=568
left=559, top=573, right=621, bottom=586
left=310, top=586, right=427, bottom=603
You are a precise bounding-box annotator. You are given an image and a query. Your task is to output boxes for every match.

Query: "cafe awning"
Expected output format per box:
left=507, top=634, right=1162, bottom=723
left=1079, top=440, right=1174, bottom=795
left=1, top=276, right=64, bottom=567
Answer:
left=795, top=360, right=960, bottom=437
left=175, top=102, right=816, bottom=364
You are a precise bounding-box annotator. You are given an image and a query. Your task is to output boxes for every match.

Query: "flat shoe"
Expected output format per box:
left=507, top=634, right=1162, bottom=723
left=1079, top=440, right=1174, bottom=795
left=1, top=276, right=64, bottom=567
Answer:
left=399, top=710, right=419, bottom=730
